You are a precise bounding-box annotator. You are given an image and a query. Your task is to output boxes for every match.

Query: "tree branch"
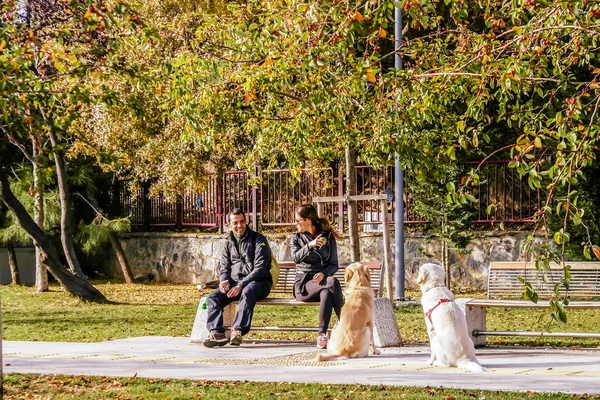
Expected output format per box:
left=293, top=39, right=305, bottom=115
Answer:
left=3, top=130, right=35, bottom=163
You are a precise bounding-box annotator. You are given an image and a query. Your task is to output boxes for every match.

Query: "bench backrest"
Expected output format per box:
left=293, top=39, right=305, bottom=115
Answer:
left=271, top=261, right=382, bottom=297
left=488, top=261, right=600, bottom=299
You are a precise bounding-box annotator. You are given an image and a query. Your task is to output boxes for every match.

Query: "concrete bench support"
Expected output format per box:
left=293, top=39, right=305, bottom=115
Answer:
left=372, top=297, right=402, bottom=347
left=190, top=302, right=235, bottom=343
left=455, top=298, right=487, bottom=348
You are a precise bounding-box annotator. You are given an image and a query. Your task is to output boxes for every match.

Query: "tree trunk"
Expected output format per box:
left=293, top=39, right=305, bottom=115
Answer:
left=47, top=130, right=86, bottom=279
left=6, top=241, right=20, bottom=285
left=345, top=146, right=360, bottom=262
left=32, top=136, right=48, bottom=292
left=0, top=172, right=105, bottom=302
left=107, top=234, right=134, bottom=284
left=86, top=191, right=134, bottom=284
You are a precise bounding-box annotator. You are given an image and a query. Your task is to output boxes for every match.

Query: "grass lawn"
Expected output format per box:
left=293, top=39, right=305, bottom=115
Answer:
left=1, top=281, right=599, bottom=347
left=4, top=374, right=600, bottom=400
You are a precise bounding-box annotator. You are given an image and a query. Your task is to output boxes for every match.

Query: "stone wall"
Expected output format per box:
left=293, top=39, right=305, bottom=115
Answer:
left=103, top=231, right=539, bottom=290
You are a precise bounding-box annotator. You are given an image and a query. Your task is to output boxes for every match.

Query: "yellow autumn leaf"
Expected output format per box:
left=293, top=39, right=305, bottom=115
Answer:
left=366, top=69, right=376, bottom=83
left=378, top=26, right=387, bottom=38
left=0, top=40, right=6, bottom=50
left=593, top=68, right=600, bottom=74
left=578, top=125, right=585, bottom=131
left=590, top=82, right=599, bottom=89
left=355, top=11, right=365, bottom=21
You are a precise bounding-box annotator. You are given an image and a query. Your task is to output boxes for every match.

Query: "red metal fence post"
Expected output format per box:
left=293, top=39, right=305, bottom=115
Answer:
left=217, top=175, right=224, bottom=234
left=337, top=161, right=345, bottom=233
left=252, top=167, right=258, bottom=231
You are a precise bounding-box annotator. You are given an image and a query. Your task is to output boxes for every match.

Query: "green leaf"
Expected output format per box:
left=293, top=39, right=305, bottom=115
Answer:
left=553, top=231, right=562, bottom=245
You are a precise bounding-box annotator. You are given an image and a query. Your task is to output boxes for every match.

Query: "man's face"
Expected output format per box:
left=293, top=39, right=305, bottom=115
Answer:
left=229, top=213, right=247, bottom=237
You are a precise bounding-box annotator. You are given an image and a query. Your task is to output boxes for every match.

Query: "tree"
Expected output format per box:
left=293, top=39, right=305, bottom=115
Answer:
left=0, top=169, right=106, bottom=300
left=0, top=165, right=60, bottom=285
left=0, top=203, right=23, bottom=285
left=1, top=0, right=146, bottom=301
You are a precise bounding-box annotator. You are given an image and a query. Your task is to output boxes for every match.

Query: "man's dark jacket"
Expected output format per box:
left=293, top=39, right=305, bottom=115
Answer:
left=219, top=228, right=272, bottom=288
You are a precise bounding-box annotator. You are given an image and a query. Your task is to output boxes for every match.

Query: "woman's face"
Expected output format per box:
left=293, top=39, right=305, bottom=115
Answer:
left=295, top=213, right=313, bottom=233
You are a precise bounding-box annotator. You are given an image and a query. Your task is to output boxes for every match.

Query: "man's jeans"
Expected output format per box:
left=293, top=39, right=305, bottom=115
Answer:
left=206, top=280, right=271, bottom=335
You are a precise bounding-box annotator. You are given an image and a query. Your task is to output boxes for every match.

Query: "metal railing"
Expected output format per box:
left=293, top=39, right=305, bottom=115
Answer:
left=108, top=161, right=540, bottom=232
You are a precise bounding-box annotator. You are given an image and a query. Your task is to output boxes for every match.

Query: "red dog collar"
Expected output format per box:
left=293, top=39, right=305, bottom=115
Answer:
left=424, top=298, right=453, bottom=324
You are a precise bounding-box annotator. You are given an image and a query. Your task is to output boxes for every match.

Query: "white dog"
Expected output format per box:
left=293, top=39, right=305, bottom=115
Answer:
left=417, top=263, right=486, bottom=372
left=315, top=262, right=379, bottom=361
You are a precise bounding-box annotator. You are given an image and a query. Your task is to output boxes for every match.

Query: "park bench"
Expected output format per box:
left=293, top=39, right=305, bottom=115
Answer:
left=190, top=260, right=403, bottom=346
left=458, top=261, right=600, bottom=347
left=228, top=260, right=382, bottom=332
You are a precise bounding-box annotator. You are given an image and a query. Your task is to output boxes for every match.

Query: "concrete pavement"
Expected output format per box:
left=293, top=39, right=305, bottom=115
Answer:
left=3, top=336, right=600, bottom=394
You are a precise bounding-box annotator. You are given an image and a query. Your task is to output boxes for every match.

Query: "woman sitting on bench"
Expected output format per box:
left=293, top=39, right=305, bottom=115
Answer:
left=290, top=204, right=344, bottom=349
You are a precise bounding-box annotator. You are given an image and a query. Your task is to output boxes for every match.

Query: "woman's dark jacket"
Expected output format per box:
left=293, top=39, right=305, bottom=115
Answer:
left=290, top=230, right=339, bottom=296
left=219, top=228, right=272, bottom=288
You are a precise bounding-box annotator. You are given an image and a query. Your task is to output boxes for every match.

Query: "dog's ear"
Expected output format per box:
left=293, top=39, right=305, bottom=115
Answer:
left=361, top=264, right=371, bottom=284
left=417, top=268, right=428, bottom=285
left=345, top=266, right=354, bottom=283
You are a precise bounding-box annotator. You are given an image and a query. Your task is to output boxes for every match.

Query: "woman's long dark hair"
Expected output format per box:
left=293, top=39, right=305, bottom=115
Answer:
left=296, top=204, right=343, bottom=241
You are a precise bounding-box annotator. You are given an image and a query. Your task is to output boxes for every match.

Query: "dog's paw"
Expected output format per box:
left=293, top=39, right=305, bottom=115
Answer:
left=370, top=348, right=381, bottom=356
left=425, top=356, right=434, bottom=365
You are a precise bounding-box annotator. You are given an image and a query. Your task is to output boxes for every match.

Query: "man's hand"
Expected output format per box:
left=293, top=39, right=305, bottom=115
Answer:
left=219, top=281, right=231, bottom=294
left=227, top=283, right=243, bottom=298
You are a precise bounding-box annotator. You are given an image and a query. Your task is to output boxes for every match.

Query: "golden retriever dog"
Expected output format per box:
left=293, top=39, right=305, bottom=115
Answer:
left=417, top=263, right=487, bottom=372
left=315, top=262, right=380, bottom=361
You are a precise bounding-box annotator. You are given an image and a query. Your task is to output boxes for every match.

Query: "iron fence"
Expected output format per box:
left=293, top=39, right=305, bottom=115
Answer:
left=108, top=161, right=540, bottom=232
left=470, top=161, right=540, bottom=223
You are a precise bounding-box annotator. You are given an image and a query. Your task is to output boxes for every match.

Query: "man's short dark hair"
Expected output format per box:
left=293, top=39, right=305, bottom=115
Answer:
left=228, top=208, right=246, bottom=222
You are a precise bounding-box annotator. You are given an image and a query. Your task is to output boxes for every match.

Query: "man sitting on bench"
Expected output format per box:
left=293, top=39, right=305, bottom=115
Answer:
left=203, top=208, right=273, bottom=347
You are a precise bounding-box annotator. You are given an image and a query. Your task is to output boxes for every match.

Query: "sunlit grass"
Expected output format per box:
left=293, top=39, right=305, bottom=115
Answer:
left=4, top=374, right=599, bottom=400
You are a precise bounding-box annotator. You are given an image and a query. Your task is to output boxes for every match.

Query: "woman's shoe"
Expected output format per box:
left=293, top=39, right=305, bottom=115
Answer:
left=316, top=333, right=328, bottom=349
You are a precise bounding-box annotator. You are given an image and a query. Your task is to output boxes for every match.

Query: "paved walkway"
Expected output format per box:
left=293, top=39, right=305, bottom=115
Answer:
left=3, top=337, right=600, bottom=394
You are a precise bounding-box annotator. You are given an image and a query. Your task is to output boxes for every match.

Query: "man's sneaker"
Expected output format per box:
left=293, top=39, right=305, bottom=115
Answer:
left=230, top=329, right=243, bottom=346
left=316, top=333, right=328, bottom=349
left=203, top=331, right=229, bottom=348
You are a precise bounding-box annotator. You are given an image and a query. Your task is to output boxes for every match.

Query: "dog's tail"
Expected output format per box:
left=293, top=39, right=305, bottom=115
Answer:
left=457, top=358, right=488, bottom=372
left=315, top=352, right=343, bottom=362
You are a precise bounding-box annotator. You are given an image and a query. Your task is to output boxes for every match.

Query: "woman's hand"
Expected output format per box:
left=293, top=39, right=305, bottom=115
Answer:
left=308, top=234, right=327, bottom=249
left=312, top=272, right=325, bottom=284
